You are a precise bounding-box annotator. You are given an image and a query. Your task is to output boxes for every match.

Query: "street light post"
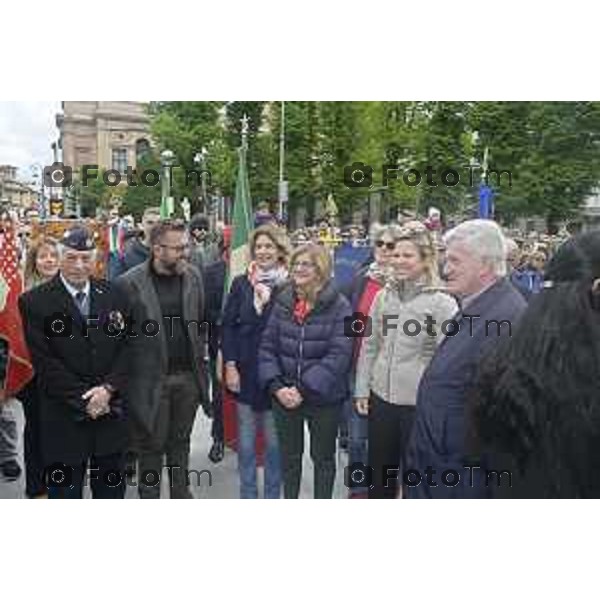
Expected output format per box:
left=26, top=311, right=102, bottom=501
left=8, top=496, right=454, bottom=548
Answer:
left=193, top=148, right=208, bottom=214
left=278, top=101, right=288, bottom=222
left=160, top=149, right=174, bottom=218
left=30, top=164, right=46, bottom=220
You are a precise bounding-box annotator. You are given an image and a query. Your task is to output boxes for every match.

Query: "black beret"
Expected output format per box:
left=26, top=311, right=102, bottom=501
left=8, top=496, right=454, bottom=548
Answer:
left=62, top=227, right=96, bottom=251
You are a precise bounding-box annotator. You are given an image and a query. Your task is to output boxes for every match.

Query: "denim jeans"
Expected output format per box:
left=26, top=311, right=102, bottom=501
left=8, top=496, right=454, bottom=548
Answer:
left=0, top=399, right=19, bottom=464
left=237, top=402, right=281, bottom=499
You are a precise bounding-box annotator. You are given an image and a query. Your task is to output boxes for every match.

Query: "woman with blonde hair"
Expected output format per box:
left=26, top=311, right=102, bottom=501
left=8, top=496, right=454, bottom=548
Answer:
left=354, top=221, right=458, bottom=498
left=24, top=235, right=60, bottom=289
left=222, top=224, right=290, bottom=498
left=18, top=235, right=59, bottom=498
left=258, top=243, right=353, bottom=498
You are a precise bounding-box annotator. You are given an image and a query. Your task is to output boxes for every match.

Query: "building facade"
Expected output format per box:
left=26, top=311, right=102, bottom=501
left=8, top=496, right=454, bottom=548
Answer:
left=0, top=165, right=38, bottom=211
left=57, top=101, right=151, bottom=176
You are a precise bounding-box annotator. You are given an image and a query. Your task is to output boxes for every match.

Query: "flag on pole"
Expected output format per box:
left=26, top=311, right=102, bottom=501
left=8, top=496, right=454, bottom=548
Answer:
left=222, top=121, right=259, bottom=454
left=478, top=184, right=495, bottom=219
left=160, top=196, right=170, bottom=220
left=107, top=220, right=125, bottom=260
left=226, top=144, right=253, bottom=291
left=0, top=216, right=33, bottom=399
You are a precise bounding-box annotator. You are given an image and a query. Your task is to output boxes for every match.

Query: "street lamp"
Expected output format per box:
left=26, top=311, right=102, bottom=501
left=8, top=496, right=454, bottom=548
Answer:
left=193, top=147, right=208, bottom=213
left=278, top=101, right=288, bottom=223
left=160, top=149, right=175, bottom=218
left=30, top=164, right=47, bottom=220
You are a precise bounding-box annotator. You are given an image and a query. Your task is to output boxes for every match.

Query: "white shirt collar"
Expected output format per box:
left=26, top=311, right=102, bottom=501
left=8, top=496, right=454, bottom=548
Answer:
left=59, top=272, right=91, bottom=300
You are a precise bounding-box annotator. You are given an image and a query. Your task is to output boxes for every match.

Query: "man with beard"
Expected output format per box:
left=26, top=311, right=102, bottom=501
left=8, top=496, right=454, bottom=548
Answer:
left=114, top=219, right=208, bottom=499
left=110, top=207, right=161, bottom=280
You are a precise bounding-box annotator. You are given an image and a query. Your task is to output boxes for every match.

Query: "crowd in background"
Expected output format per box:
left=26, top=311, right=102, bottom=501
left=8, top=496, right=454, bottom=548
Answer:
left=3, top=200, right=600, bottom=500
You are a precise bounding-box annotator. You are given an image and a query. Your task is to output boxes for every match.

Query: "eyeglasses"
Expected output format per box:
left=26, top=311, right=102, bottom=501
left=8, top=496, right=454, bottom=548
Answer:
left=292, top=260, right=317, bottom=271
left=374, top=240, right=396, bottom=251
left=159, top=244, right=190, bottom=253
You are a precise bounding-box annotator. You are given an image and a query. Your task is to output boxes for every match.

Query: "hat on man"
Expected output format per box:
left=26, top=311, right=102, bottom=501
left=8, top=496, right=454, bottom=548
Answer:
left=189, top=213, right=210, bottom=234
left=62, top=227, right=96, bottom=251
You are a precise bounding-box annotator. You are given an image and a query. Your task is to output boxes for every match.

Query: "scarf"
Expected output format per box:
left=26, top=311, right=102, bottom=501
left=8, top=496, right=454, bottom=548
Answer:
left=293, top=298, right=311, bottom=324
left=247, top=261, right=288, bottom=315
left=366, top=261, right=387, bottom=285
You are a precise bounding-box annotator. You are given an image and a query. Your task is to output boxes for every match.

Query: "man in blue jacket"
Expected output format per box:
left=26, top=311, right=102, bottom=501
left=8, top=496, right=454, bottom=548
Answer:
left=405, top=220, right=527, bottom=499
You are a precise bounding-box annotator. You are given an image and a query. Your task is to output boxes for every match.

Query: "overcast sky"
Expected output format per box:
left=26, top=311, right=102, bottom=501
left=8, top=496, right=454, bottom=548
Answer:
left=0, top=101, right=62, bottom=182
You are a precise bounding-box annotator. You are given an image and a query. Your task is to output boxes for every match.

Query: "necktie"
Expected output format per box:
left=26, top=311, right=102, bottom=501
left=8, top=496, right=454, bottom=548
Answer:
left=75, top=291, right=87, bottom=316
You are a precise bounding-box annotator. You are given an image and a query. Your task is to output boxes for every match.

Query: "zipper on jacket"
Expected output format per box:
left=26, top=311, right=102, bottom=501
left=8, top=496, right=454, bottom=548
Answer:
left=296, top=321, right=306, bottom=386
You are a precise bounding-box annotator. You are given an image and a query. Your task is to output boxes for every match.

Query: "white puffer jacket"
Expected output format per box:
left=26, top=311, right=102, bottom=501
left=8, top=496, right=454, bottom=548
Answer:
left=353, top=281, right=458, bottom=406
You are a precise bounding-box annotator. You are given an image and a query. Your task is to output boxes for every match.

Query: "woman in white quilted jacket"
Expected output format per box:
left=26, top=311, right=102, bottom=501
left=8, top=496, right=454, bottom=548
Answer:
left=353, top=222, right=458, bottom=499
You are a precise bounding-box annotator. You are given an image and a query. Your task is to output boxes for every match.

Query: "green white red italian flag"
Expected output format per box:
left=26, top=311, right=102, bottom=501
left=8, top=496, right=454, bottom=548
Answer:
left=226, top=144, right=252, bottom=291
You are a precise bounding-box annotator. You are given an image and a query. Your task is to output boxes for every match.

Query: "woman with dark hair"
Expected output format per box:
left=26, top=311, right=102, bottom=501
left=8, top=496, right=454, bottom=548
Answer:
left=222, top=224, right=290, bottom=498
left=259, top=243, right=353, bottom=499
left=342, top=223, right=404, bottom=499
left=471, top=231, right=600, bottom=498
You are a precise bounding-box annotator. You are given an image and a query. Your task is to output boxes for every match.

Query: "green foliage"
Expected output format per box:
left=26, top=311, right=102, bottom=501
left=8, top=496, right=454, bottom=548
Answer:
left=71, top=167, right=123, bottom=217
left=147, top=101, right=600, bottom=224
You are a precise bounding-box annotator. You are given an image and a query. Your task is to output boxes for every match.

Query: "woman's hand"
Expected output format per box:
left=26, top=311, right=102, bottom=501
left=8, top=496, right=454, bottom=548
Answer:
left=354, top=397, right=369, bottom=416
left=225, top=363, right=241, bottom=393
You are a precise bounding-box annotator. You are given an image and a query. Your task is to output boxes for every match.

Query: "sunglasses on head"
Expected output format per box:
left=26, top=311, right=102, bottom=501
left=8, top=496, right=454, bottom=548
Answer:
left=375, top=240, right=396, bottom=250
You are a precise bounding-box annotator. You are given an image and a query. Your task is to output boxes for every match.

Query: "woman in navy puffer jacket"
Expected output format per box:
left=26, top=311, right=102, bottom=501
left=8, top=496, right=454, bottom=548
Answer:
left=259, top=243, right=353, bottom=499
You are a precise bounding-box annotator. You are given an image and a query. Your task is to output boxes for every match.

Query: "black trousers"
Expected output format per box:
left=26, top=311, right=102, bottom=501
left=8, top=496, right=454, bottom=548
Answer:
left=368, top=393, right=416, bottom=499
left=208, top=354, right=224, bottom=442
left=46, top=453, right=126, bottom=499
left=18, top=380, right=47, bottom=498
left=272, top=401, right=341, bottom=499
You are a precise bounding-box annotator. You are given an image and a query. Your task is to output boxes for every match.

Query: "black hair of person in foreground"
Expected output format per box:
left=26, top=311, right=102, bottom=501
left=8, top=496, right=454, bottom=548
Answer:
left=469, top=231, right=600, bottom=498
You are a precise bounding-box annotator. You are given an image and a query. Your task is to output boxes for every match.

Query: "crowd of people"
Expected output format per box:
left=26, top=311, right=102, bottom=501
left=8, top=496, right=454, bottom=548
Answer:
left=1, top=202, right=599, bottom=499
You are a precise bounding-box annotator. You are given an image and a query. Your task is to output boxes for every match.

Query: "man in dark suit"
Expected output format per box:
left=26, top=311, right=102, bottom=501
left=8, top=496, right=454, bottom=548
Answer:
left=114, top=219, right=208, bottom=499
left=19, top=227, right=130, bottom=499
left=405, top=219, right=527, bottom=499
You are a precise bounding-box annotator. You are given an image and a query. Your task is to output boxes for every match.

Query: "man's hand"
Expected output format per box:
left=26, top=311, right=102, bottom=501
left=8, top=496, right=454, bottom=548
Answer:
left=275, top=387, right=303, bottom=409
left=288, top=386, right=304, bottom=409
left=354, top=397, right=369, bottom=416
left=82, top=385, right=111, bottom=420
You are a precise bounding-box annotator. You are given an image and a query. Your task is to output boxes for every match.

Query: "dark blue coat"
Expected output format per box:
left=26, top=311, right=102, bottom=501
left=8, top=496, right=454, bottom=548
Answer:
left=258, top=280, right=353, bottom=406
left=221, top=274, right=278, bottom=411
left=405, top=278, right=527, bottom=498
left=204, top=259, right=226, bottom=359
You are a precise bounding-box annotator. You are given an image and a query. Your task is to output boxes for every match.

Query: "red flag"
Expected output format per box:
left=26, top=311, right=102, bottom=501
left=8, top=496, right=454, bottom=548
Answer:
left=0, top=216, right=33, bottom=398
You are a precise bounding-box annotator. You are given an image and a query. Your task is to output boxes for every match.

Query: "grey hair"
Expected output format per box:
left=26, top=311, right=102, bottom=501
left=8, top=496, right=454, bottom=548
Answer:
left=504, top=238, right=519, bottom=258
left=443, top=219, right=507, bottom=277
